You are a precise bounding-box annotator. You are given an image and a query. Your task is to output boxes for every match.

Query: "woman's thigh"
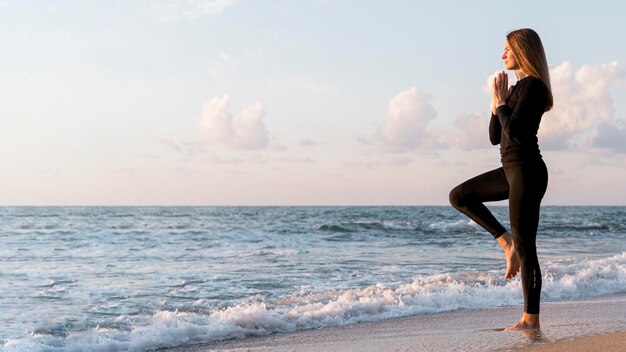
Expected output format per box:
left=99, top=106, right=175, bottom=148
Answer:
left=458, top=167, right=510, bottom=203
left=506, top=161, right=548, bottom=239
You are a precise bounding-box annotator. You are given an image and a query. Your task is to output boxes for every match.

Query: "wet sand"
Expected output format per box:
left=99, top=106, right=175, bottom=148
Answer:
left=160, top=294, right=626, bottom=352
left=519, top=330, right=626, bottom=352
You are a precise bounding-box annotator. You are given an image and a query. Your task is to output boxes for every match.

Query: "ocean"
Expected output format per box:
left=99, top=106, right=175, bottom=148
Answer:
left=1, top=206, right=625, bottom=351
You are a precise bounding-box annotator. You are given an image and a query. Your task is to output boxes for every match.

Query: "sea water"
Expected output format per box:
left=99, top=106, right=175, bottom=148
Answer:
left=0, top=206, right=625, bottom=351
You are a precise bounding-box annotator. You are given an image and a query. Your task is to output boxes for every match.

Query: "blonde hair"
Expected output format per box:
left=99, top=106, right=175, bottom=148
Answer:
left=506, top=28, right=553, bottom=111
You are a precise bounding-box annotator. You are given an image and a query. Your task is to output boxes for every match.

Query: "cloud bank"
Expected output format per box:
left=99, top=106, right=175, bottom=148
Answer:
left=445, top=112, right=491, bottom=150
left=540, top=61, right=624, bottom=150
left=376, top=87, right=442, bottom=152
left=198, top=95, right=270, bottom=150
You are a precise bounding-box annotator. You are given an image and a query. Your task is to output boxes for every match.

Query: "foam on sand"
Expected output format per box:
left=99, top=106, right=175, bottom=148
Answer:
left=3, top=252, right=626, bottom=352
left=164, top=294, right=626, bottom=352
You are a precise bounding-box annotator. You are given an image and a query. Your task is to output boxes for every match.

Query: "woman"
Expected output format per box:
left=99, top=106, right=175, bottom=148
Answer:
left=449, top=28, right=552, bottom=330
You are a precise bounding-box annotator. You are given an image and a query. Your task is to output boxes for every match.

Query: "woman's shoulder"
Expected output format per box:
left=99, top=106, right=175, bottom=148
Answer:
left=515, top=76, right=548, bottom=92
left=512, top=76, right=549, bottom=109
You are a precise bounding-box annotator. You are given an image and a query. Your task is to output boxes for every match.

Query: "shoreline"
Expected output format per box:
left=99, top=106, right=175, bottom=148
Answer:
left=160, top=294, right=626, bottom=352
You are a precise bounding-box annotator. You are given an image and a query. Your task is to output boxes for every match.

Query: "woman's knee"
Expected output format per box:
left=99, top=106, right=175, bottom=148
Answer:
left=449, top=185, right=465, bottom=209
left=511, top=234, right=537, bottom=263
left=513, top=237, right=527, bottom=260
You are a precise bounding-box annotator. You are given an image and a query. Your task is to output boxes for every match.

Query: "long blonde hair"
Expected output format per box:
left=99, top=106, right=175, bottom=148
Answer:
left=507, top=28, right=553, bottom=111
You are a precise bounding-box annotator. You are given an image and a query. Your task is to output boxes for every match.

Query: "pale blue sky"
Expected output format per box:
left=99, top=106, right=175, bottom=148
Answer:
left=1, top=0, right=625, bottom=205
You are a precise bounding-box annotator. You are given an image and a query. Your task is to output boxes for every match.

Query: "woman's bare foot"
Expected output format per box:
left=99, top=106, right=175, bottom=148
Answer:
left=496, top=232, right=520, bottom=279
left=504, top=312, right=540, bottom=330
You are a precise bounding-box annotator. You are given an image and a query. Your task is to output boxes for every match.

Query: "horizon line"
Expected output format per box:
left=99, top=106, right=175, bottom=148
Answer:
left=0, top=204, right=624, bottom=207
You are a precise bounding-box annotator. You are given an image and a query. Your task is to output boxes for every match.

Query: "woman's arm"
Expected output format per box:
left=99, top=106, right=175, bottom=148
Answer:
left=495, top=79, right=547, bottom=140
left=489, top=114, right=501, bottom=145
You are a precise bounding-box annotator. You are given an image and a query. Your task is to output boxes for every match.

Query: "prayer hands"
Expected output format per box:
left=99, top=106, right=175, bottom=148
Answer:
left=492, top=71, right=508, bottom=115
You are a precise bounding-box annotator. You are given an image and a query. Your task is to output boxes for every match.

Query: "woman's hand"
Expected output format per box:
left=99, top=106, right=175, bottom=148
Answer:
left=492, top=70, right=508, bottom=115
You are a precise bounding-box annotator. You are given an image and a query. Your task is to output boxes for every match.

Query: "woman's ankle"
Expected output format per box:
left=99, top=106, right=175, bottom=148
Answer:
left=497, top=232, right=514, bottom=249
left=523, top=312, right=540, bottom=327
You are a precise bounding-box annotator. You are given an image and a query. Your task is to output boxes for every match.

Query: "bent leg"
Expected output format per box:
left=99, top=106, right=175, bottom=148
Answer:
left=449, top=167, right=510, bottom=238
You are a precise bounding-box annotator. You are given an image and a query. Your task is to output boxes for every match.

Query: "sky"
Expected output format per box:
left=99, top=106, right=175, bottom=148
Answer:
left=1, top=0, right=625, bottom=206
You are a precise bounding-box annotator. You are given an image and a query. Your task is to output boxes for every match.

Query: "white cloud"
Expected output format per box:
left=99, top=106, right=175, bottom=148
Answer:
left=376, top=87, right=443, bottom=152
left=153, top=0, right=235, bottom=21
left=540, top=61, right=624, bottom=150
left=198, top=95, right=270, bottom=150
left=445, top=112, right=491, bottom=150
left=442, top=71, right=509, bottom=151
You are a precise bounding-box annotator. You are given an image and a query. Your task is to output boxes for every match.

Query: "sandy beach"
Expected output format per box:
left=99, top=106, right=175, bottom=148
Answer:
left=161, top=294, right=626, bottom=352
left=519, top=330, right=626, bottom=352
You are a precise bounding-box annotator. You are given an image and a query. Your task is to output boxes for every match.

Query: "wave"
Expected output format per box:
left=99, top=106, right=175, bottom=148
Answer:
left=316, top=220, right=417, bottom=233
left=428, top=219, right=479, bottom=231
left=4, top=252, right=626, bottom=352
left=544, top=222, right=611, bottom=231
left=317, top=224, right=353, bottom=233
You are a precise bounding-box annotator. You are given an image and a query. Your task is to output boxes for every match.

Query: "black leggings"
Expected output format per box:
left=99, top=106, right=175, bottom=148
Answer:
left=448, top=159, right=548, bottom=314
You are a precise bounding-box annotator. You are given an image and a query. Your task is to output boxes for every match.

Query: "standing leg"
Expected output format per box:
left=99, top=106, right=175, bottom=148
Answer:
left=504, top=160, right=549, bottom=330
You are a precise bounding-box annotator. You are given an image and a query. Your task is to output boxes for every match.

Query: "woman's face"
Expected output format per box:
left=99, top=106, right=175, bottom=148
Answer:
left=502, top=40, right=518, bottom=70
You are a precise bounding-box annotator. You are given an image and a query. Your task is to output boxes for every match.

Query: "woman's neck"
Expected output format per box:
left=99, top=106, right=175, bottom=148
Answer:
left=515, top=70, right=528, bottom=80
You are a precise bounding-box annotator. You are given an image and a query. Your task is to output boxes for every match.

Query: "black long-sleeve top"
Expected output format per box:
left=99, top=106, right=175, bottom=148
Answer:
left=489, top=76, right=549, bottom=166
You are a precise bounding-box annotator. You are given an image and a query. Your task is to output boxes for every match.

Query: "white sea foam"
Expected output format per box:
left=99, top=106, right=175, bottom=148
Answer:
left=428, top=219, right=478, bottom=231
left=4, top=252, right=626, bottom=352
